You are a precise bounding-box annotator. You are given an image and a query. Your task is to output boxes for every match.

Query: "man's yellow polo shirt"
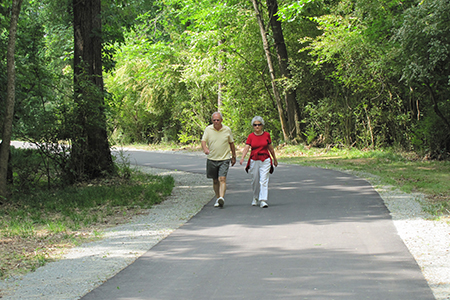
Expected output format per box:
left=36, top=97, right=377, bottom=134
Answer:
left=201, top=124, right=234, bottom=161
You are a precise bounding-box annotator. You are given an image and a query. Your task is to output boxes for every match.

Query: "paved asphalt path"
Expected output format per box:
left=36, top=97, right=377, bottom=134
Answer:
left=82, top=151, right=435, bottom=300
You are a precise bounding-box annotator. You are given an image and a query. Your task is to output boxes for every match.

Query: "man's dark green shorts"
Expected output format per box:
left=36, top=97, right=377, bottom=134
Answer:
left=206, top=159, right=231, bottom=179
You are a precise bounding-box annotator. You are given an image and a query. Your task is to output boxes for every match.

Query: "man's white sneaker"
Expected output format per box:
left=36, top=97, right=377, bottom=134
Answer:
left=214, top=197, right=225, bottom=208
left=251, top=198, right=258, bottom=206
left=260, top=200, right=268, bottom=208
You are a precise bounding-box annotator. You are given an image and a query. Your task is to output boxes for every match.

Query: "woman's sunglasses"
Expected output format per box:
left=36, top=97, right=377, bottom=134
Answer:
left=253, top=123, right=262, bottom=127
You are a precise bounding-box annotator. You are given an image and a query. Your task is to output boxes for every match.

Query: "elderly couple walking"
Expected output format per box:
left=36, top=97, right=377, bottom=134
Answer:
left=201, top=112, right=278, bottom=208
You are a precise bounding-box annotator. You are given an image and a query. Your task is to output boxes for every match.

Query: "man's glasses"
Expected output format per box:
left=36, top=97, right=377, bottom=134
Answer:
left=212, top=119, right=221, bottom=122
left=253, top=123, right=262, bottom=127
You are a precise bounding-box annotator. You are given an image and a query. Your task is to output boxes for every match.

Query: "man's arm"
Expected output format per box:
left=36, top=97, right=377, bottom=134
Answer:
left=229, top=142, right=236, bottom=166
left=201, top=140, right=210, bottom=155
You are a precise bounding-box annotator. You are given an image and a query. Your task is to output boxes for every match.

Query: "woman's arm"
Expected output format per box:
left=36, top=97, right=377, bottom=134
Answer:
left=268, top=144, right=278, bottom=167
left=239, top=144, right=251, bottom=165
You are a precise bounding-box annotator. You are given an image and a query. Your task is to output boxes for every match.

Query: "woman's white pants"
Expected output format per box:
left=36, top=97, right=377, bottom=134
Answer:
left=248, top=158, right=271, bottom=201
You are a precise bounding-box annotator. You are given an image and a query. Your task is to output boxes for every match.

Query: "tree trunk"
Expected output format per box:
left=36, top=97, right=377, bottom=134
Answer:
left=218, top=39, right=225, bottom=110
left=426, top=83, right=450, bottom=131
left=251, top=0, right=289, bottom=142
left=426, top=83, right=450, bottom=149
left=0, top=0, right=23, bottom=199
left=266, top=0, right=301, bottom=140
left=72, top=0, right=113, bottom=180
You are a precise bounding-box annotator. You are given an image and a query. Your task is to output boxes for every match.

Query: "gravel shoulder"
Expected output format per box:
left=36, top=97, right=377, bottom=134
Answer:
left=0, top=165, right=449, bottom=300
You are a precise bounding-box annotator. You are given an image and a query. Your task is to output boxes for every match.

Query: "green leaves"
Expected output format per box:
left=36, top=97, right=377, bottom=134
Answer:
left=395, top=0, right=450, bottom=85
left=277, top=0, right=320, bottom=22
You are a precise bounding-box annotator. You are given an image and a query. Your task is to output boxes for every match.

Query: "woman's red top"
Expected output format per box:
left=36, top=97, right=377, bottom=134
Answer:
left=245, top=131, right=273, bottom=173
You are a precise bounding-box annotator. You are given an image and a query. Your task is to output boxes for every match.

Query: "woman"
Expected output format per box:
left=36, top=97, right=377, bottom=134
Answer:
left=239, top=116, right=278, bottom=208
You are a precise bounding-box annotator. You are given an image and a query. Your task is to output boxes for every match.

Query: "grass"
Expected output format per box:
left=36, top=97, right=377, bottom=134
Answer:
left=0, top=169, right=174, bottom=280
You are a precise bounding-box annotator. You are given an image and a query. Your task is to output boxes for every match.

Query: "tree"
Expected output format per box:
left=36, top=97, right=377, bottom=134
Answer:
left=251, top=0, right=289, bottom=141
left=266, top=0, right=301, bottom=140
left=279, top=0, right=418, bottom=149
left=71, top=0, right=114, bottom=180
left=395, top=0, right=450, bottom=154
left=0, top=0, right=23, bottom=199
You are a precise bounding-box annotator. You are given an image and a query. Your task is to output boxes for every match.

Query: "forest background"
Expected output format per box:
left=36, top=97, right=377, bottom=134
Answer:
left=0, top=0, right=449, bottom=204
left=2, top=0, right=450, bottom=173
left=0, top=0, right=449, bottom=209
left=0, top=0, right=450, bottom=279
left=2, top=0, right=450, bottom=174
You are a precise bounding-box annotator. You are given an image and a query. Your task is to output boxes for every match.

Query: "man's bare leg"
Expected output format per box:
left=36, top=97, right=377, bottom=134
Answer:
left=213, top=178, right=220, bottom=198
left=218, top=176, right=227, bottom=198
left=213, top=177, right=226, bottom=207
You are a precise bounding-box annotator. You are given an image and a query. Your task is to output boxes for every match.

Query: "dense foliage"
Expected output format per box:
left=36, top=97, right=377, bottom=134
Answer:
left=1, top=0, right=449, bottom=191
left=104, top=0, right=450, bottom=156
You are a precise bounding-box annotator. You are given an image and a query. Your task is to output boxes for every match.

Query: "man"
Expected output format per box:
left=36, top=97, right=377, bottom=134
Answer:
left=201, top=112, right=236, bottom=208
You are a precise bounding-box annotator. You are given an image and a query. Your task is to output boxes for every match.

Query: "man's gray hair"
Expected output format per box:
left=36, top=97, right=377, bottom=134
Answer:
left=211, top=111, right=223, bottom=120
left=251, top=116, right=265, bottom=126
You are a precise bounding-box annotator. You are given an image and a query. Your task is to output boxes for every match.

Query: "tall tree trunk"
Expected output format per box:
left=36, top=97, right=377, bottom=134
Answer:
left=218, top=39, right=225, bottom=110
left=72, top=0, right=113, bottom=180
left=426, top=83, right=450, bottom=131
left=251, top=0, right=289, bottom=142
left=266, top=0, right=301, bottom=140
left=426, top=83, right=450, bottom=148
left=0, top=0, right=23, bottom=199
